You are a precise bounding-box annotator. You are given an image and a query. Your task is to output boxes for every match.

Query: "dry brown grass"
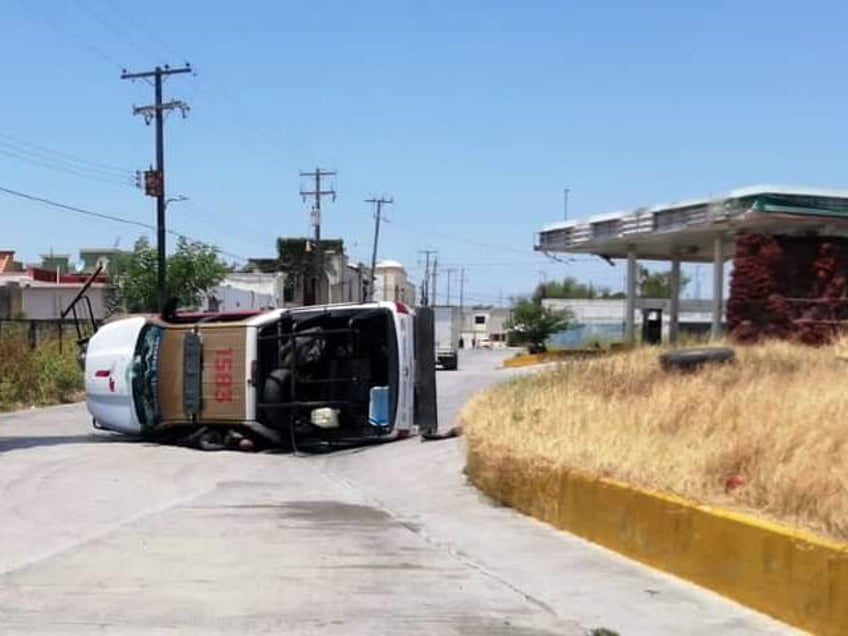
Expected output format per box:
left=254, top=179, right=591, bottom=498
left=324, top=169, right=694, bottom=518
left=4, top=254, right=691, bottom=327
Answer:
left=460, top=341, right=848, bottom=541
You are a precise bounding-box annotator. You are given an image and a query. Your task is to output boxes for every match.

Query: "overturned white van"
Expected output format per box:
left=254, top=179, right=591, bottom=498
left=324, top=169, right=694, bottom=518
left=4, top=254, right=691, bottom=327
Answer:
left=82, top=302, right=438, bottom=450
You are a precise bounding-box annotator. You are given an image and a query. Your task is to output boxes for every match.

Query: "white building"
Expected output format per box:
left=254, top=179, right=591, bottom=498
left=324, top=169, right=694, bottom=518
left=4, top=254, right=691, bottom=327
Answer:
left=373, top=260, right=415, bottom=305
left=460, top=307, right=511, bottom=348
left=0, top=250, right=107, bottom=321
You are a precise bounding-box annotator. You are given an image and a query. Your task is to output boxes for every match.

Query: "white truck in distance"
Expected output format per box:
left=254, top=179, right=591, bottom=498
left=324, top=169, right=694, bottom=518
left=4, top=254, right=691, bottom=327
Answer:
left=433, top=306, right=461, bottom=370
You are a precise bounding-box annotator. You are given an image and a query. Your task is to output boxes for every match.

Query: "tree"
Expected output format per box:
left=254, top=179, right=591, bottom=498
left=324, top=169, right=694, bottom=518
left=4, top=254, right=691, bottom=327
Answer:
left=532, top=277, right=595, bottom=302
left=532, top=277, right=626, bottom=302
left=108, top=236, right=229, bottom=313
left=505, top=299, right=573, bottom=353
left=638, top=266, right=690, bottom=298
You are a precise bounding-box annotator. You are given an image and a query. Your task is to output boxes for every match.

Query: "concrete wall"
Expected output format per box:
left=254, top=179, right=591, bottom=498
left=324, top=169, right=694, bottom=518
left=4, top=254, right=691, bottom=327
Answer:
left=0, top=283, right=23, bottom=318
left=206, top=273, right=283, bottom=311
left=543, top=298, right=714, bottom=345
left=19, top=285, right=106, bottom=320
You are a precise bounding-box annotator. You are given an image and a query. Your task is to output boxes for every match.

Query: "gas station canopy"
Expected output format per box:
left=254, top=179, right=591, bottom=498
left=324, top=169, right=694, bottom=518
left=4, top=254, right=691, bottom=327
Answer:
left=535, top=185, right=848, bottom=263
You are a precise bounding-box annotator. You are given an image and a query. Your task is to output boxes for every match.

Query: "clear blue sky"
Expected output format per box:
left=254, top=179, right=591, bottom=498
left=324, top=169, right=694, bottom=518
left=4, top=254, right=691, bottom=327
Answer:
left=2, top=1, right=847, bottom=306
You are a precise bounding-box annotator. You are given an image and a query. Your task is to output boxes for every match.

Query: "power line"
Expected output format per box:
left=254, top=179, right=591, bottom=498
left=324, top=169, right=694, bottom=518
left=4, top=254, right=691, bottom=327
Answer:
left=0, top=131, right=135, bottom=177
left=20, top=0, right=316, bottom=176
left=91, top=0, right=190, bottom=65
left=72, top=0, right=159, bottom=63
left=389, top=218, right=539, bottom=256
left=0, top=184, right=249, bottom=263
left=0, top=147, right=135, bottom=188
left=16, top=0, right=127, bottom=71
left=0, top=184, right=150, bottom=229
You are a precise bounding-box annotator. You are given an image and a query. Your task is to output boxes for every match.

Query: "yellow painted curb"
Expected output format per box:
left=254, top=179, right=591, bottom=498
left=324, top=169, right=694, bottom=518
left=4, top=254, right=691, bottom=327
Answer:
left=466, top=445, right=848, bottom=635
left=503, top=349, right=609, bottom=368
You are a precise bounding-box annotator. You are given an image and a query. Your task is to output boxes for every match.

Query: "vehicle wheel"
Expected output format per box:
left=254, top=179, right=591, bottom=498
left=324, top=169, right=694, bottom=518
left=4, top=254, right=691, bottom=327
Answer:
left=197, top=429, right=227, bottom=451
left=659, top=347, right=735, bottom=372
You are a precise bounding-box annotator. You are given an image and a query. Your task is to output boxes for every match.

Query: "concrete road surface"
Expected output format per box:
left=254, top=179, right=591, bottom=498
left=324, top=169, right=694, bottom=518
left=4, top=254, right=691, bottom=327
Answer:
left=0, top=349, right=796, bottom=635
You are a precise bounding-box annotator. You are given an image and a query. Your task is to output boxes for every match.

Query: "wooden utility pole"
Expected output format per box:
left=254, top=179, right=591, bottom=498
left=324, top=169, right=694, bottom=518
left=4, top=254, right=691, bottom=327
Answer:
left=431, top=255, right=438, bottom=306
left=444, top=267, right=457, bottom=306
left=459, top=267, right=466, bottom=310
left=418, top=249, right=437, bottom=306
left=366, top=196, right=393, bottom=301
left=121, top=63, right=192, bottom=313
left=300, top=168, right=336, bottom=305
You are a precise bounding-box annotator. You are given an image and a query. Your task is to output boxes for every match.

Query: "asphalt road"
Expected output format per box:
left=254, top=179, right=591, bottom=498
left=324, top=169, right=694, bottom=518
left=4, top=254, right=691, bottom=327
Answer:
left=0, top=349, right=796, bottom=635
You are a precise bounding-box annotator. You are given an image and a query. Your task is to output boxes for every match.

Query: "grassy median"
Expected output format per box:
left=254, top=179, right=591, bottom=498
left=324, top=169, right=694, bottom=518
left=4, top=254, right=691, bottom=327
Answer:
left=460, top=341, right=848, bottom=541
left=0, top=335, right=83, bottom=411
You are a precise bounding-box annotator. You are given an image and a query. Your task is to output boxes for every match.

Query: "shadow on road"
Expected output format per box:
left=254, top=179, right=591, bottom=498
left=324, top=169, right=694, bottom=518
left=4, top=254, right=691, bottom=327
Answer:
left=0, top=433, right=139, bottom=454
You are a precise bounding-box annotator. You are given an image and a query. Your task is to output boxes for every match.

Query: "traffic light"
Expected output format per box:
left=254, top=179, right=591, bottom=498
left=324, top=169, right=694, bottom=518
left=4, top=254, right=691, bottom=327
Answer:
left=143, top=170, right=163, bottom=198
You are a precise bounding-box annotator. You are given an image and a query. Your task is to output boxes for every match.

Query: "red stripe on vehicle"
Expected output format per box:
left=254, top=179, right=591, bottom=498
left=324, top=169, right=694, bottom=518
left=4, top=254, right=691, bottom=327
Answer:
left=94, top=369, right=110, bottom=378
left=396, top=429, right=410, bottom=439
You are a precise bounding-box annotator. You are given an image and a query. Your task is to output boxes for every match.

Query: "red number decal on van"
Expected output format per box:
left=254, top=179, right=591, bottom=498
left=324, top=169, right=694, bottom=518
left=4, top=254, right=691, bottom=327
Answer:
left=214, top=348, right=234, bottom=403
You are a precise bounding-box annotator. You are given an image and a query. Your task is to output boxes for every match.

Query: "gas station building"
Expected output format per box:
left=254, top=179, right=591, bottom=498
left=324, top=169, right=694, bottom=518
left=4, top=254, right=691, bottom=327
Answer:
left=534, top=185, right=848, bottom=344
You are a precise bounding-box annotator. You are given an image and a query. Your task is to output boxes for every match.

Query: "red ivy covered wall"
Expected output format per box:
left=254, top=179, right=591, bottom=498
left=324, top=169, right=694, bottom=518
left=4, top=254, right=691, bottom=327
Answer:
left=728, top=233, right=848, bottom=345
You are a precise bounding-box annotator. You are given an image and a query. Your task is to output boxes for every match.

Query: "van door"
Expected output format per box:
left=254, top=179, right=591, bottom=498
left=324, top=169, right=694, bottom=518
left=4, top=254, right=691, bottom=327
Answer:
left=158, top=325, right=249, bottom=424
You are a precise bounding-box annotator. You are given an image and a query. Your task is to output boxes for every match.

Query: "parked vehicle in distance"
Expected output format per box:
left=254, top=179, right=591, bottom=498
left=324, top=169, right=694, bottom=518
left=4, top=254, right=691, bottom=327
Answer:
left=433, top=306, right=461, bottom=370
left=476, top=336, right=492, bottom=349
left=76, top=301, right=438, bottom=451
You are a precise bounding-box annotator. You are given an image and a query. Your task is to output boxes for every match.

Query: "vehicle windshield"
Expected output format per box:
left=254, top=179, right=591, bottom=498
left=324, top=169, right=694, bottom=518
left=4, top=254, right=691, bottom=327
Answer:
left=131, top=323, right=164, bottom=429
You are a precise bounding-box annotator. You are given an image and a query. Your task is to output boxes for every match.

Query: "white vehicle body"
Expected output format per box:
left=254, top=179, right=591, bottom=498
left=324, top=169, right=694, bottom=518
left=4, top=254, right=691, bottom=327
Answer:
left=433, top=306, right=461, bottom=370
left=84, top=302, right=434, bottom=447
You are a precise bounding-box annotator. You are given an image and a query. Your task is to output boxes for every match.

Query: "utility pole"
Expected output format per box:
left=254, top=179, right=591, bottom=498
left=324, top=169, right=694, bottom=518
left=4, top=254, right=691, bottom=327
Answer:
left=444, top=268, right=457, bottom=306
left=564, top=187, right=570, bottom=220
left=431, top=256, right=438, bottom=306
left=459, top=268, right=466, bottom=311
left=300, top=168, right=336, bottom=305
left=121, top=63, right=192, bottom=314
left=366, top=197, right=393, bottom=301
left=418, top=249, right=437, bottom=306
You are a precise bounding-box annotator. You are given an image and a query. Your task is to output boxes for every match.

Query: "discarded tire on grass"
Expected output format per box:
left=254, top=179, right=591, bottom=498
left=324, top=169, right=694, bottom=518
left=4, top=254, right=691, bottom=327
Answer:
left=659, top=347, right=735, bottom=372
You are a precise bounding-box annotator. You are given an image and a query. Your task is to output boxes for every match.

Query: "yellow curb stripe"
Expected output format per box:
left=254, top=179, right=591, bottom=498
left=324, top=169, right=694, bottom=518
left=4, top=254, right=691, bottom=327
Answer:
left=466, top=446, right=848, bottom=635
left=503, top=350, right=612, bottom=368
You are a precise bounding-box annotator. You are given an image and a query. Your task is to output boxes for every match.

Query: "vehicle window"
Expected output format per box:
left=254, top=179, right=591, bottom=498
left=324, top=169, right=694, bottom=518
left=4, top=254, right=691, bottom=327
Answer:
left=132, top=324, right=164, bottom=428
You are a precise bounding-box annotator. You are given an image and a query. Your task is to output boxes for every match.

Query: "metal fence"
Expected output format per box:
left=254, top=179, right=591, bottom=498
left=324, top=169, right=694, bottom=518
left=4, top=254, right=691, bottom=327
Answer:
left=0, top=318, right=99, bottom=350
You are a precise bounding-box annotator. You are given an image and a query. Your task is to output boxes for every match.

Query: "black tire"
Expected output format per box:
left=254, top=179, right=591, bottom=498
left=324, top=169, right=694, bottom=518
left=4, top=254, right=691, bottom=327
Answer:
left=197, top=429, right=227, bottom=451
left=659, top=347, right=735, bottom=372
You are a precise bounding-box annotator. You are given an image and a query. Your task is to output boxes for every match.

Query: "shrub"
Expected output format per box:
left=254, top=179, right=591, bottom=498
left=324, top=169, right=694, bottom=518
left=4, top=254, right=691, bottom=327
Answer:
left=0, top=335, right=83, bottom=410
